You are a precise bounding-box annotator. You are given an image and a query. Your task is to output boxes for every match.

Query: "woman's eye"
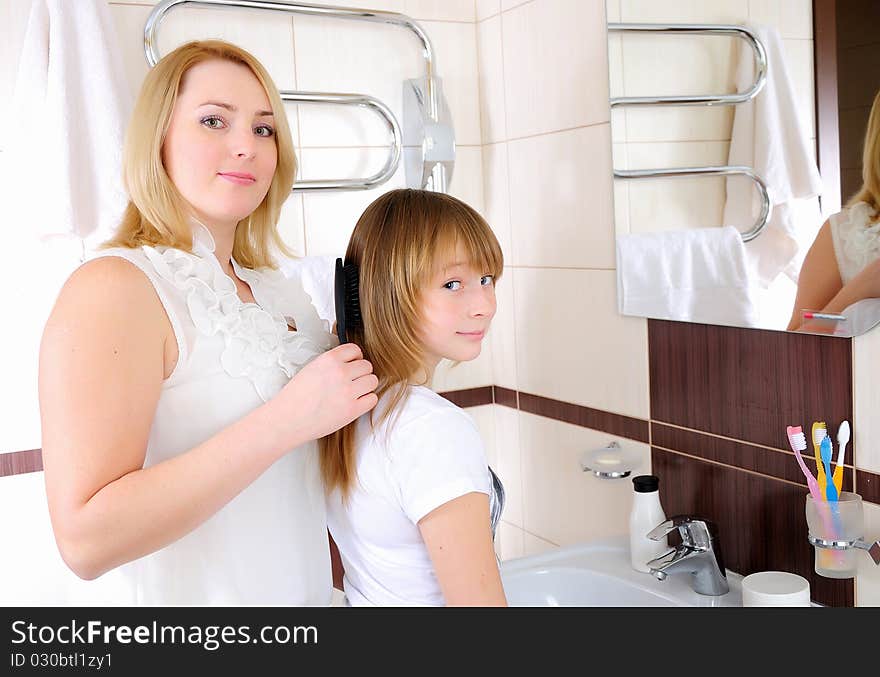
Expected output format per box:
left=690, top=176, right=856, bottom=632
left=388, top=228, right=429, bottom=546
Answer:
left=443, top=280, right=462, bottom=291
left=254, top=125, right=275, bottom=138
left=481, top=275, right=495, bottom=286
left=201, top=115, right=225, bottom=129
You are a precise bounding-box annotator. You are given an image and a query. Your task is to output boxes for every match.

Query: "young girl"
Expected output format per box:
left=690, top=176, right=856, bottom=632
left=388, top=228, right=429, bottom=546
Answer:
left=322, top=189, right=508, bottom=607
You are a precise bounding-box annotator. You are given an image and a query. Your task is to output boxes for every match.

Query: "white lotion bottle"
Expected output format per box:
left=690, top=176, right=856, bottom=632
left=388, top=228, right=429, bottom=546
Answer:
left=629, top=475, right=668, bottom=573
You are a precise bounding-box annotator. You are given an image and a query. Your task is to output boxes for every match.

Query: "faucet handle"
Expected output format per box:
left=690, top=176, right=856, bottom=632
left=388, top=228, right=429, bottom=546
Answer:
left=647, top=515, right=718, bottom=547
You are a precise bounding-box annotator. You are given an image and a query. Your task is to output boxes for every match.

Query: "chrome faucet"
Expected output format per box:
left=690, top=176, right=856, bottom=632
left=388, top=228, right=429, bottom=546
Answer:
left=645, top=516, right=730, bottom=596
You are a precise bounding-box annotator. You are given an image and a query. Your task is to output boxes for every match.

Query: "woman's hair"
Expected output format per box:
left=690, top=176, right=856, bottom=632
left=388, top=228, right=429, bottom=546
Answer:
left=848, top=87, right=880, bottom=213
left=103, top=40, right=296, bottom=268
left=319, top=189, right=503, bottom=500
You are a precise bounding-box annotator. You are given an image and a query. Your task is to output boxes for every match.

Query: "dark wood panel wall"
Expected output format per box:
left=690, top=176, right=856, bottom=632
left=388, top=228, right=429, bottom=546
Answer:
left=648, top=320, right=863, bottom=607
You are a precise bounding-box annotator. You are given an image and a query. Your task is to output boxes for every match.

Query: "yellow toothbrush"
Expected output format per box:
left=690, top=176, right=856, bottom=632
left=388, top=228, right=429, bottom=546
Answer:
left=812, top=421, right=828, bottom=497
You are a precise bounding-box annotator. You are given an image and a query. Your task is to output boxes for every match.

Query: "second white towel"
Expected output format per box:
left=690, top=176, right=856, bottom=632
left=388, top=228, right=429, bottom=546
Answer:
left=616, top=227, right=760, bottom=327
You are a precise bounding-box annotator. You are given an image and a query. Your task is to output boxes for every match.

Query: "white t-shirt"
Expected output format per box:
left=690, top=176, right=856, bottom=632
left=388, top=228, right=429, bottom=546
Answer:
left=325, top=385, right=498, bottom=606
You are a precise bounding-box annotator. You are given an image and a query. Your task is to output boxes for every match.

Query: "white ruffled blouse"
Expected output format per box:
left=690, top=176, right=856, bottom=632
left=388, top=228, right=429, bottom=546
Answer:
left=829, top=201, right=880, bottom=284
left=85, top=224, right=337, bottom=605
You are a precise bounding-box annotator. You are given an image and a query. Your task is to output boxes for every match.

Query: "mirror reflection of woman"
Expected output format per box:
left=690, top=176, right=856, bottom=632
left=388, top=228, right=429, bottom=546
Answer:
left=38, top=40, right=378, bottom=604
left=789, top=88, right=880, bottom=332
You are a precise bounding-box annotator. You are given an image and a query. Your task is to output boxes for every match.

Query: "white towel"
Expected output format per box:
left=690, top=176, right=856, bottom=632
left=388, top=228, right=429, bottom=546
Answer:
left=616, top=227, right=760, bottom=327
left=278, top=255, right=338, bottom=327
left=722, top=23, right=823, bottom=286
left=5, top=0, right=132, bottom=251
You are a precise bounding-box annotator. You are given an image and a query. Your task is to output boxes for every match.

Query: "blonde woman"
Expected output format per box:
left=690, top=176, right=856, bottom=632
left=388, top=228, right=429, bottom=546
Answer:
left=788, top=88, right=880, bottom=332
left=322, top=189, right=508, bottom=607
left=38, top=40, right=378, bottom=604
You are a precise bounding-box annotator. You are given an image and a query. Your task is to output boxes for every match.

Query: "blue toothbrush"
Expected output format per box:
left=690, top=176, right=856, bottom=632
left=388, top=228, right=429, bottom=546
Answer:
left=820, top=436, right=838, bottom=501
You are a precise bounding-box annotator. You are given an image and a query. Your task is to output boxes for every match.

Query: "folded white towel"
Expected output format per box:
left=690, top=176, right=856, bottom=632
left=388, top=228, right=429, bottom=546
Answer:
left=5, top=0, right=132, bottom=250
left=616, top=227, right=760, bottom=326
left=278, top=255, right=338, bottom=327
left=722, top=23, right=823, bottom=286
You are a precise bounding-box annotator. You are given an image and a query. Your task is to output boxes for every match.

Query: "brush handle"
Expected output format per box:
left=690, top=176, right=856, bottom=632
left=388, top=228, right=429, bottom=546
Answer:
left=814, top=442, right=827, bottom=495
left=832, top=464, right=844, bottom=495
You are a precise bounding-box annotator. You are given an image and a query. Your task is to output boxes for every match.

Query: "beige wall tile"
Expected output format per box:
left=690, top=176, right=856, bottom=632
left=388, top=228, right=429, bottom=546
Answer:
left=518, top=412, right=651, bottom=546
left=481, top=142, right=513, bottom=264
left=502, top=0, right=610, bottom=139
left=419, top=21, right=482, bottom=146
left=625, top=141, right=730, bottom=232
left=151, top=7, right=298, bottom=89
left=289, top=0, right=406, bottom=11
left=477, top=15, right=506, bottom=144
left=514, top=268, right=650, bottom=419
left=404, top=0, right=475, bottom=22
left=300, top=148, right=407, bottom=257
left=494, top=406, right=523, bottom=526
left=856, top=501, right=880, bottom=606
left=523, top=530, right=559, bottom=556
left=624, top=107, right=734, bottom=144
left=464, top=405, right=497, bottom=467
left=508, top=125, right=616, bottom=269
left=108, top=3, right=156, bottom=104
left=431, top=348, right=494, bottom=391
left=620, top=0, right=748, bottom=22
left=448, top=145, right=485, bottom=215
left=621, top=33, right=736, bottom=104
left=277, top=193, right=307, bottom=258
left=606, top=0, right=621, bottom=22
left=501, top=0, right=531, bottom=11
left=782, top=37, right=816, bottom=139
left=490, top=268, right=519, bottom=391
left=293, top=18, right=480, bottom=148
left=853, top=328, right=880, bottom=474
left=612, top=142, right=630, bottom=237
left=749, top=0, right=814, bottom=39
left=498, top=521, right=525, bottom=560
left=293, top=19, right=421, bottom=148
left=477, top=0, right=502, bottom=22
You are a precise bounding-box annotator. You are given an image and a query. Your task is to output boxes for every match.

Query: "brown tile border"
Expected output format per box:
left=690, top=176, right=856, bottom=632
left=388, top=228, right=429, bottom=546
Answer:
left=518, top=391, right=650, bottom=443
left=858, top=469, right=880, bottom=504
left=652, top=422, right=856, bottom=493
left=493, top=386, right=518, bottom=409
left=0, top=449, right=43, bottom=478
left=436, top=386, right=494, bottom=409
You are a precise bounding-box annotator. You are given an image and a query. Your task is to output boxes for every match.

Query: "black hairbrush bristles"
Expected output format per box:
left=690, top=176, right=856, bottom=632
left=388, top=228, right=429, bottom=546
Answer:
left=334, top=258, right=362, bottom=344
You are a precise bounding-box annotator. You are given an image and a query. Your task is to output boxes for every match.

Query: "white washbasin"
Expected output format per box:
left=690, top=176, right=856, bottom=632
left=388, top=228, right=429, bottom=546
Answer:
left=501, top=536, right=743, bottom=607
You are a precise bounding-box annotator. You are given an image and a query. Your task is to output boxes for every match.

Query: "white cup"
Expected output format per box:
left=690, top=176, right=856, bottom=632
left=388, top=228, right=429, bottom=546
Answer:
left=741, top=571, right=810, bottom=607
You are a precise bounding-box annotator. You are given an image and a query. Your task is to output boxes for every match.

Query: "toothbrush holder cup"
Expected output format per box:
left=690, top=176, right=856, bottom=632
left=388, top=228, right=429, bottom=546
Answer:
left=805, top=492, right=863, bottom=579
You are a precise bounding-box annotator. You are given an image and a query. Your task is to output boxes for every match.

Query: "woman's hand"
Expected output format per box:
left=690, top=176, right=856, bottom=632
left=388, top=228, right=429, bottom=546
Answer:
left=267, top=343, right=378, bottom=447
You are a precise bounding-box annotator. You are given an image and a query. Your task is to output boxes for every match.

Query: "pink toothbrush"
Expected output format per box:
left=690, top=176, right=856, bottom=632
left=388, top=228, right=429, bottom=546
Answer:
left=786, top=426, right=821, bottom=500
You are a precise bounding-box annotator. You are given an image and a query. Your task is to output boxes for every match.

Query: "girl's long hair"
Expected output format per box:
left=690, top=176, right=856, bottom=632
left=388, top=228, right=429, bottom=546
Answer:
left=102, top=40, right=296, bottom=268
left=319, top=189, right=503, bottom=501
left=848, top=88, right=880, bottom=213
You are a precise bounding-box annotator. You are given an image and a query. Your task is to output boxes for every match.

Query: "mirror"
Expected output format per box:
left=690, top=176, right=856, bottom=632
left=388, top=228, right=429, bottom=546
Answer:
left=609, top=0, right=880, bottom=337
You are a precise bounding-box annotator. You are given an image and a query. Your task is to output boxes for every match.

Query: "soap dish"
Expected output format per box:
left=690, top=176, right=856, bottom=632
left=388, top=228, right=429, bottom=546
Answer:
left=580, top=442, right=641, bottom=479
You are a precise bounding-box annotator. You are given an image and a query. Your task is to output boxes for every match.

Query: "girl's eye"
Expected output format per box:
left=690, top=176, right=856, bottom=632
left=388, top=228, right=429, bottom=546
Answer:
left=443, top=280, right=462, bottom=291
left=481, top=275, right=495, bottom=286
left=254, top=124, right=275, bottom=138
left=201, top=115, right=225, bottom=129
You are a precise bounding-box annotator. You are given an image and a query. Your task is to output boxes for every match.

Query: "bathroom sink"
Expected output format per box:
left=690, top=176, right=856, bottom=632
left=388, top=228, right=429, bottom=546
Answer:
left=500, top=536, right=743, bottom=607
